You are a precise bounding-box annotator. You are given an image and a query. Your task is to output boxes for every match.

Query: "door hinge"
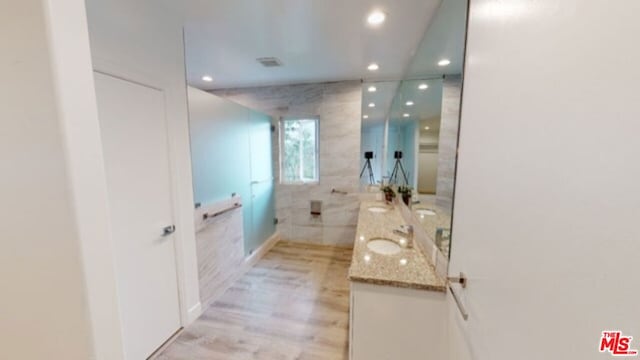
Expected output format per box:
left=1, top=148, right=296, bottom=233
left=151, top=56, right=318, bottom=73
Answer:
left=162, top=225, right=176, bottom=236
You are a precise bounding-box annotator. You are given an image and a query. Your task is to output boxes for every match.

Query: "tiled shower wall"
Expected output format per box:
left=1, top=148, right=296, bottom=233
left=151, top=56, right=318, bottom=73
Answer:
left=211, top=81, right=362, bottom=247
left=436, top=75, right=462, bottom=215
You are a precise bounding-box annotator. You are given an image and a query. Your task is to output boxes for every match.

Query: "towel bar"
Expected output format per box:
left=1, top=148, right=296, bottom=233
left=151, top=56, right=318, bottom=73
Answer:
left=202, top=203, right=242, bottom=220
left=448, top=272, right=469, bottom=321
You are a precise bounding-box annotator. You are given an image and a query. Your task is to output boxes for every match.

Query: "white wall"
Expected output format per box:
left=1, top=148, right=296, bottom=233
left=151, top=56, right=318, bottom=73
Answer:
left=213, top=81, right=362, bottom=247
left=2, top=1, right=201, bottom=356
left=85, top=0, right=202, bottom=324
left=0, top=0, right=122, bottom=358
left=449, top=0, right=640, bottom=359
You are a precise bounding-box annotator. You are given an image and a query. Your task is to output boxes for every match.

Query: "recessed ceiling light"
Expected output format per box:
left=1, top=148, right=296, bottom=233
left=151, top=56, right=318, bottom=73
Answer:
left=368, top=102, right=376, bottom=108
left=363, top=115, right=369, bottom=119
left=424, top=126, right=430, bottom=130
left=368, top=86, right=377, bottom=92
left=405, top=101, right=414, bottom=106
left=418, top=83, right=428, bottom=90
left=367, top=11, right=386, bottom=26
left=367, top=63, right=379, bottom=71
left=202, top=75, right=213, bottom=82
left=403, top=113, right=410, bottom=118
left=438, top=59, right=451, bottom=66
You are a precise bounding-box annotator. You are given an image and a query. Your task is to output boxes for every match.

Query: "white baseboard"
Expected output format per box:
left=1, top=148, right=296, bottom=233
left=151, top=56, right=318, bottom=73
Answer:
left=244, top=232, right=280, bottom=268
left=186, top=302, right=202, bottom=324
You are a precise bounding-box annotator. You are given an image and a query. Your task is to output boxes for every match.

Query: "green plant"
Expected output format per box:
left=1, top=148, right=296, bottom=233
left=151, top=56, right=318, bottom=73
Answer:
left=398, top=185, right=413, bottom=205
left=381, top=185, right=396, bottom=198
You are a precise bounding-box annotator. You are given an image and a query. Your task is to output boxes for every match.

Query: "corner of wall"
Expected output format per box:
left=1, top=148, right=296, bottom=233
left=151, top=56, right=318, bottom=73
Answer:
left=43, top=0, right=126, bottom=358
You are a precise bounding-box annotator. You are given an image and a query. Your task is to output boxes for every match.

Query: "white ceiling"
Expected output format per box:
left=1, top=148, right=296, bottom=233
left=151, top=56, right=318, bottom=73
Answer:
left=361, top=80, right=400, bottom=125
left=184, top=0, right=442, bottom=89
left=390, top=78, right=444, bottom=122
left=407, top=0, right=467, bottom=77
left=362, top=0, right=467, bottom=125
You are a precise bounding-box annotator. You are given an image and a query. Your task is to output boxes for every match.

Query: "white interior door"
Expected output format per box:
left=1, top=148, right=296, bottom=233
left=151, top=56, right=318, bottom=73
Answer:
left=448, top=1, right=640, bottom=359
left=418, top=151, right=438, bottom=194
left=95, top=72, right=181, bottom=359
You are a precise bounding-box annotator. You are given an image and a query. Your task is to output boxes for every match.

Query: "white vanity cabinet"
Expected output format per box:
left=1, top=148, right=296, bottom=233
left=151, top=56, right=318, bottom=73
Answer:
left=349, top=281, right=447, bottom=360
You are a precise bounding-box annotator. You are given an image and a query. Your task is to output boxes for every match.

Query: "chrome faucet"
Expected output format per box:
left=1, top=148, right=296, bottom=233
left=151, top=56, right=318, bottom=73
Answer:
left=393, top=225, right=414, bottom=242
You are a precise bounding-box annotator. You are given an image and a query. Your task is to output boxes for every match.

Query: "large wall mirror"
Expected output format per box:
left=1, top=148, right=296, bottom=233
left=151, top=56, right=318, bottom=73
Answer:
left=360, top=0, right=468, bottom=259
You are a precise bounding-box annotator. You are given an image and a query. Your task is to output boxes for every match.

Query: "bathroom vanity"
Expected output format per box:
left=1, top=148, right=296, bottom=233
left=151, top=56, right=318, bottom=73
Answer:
left=348, top=201, right=447, bottom=360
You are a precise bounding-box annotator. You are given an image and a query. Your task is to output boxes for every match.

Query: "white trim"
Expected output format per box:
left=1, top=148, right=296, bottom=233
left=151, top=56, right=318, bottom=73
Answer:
left=42, top=1, right=125, bottom=358
left=186, top=302, right=202, bottom=323
left=279, top=180, right=320, bottom=186
left=279, top=117, right=320, bottom=184
left=245, top=232, right=281, bottom=266
left=91, top=66, right=200, bottom=330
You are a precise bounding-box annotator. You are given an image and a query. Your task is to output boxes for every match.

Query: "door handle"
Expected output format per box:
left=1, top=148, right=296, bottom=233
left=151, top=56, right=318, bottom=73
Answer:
left=162, top=225, right=176, bottom=236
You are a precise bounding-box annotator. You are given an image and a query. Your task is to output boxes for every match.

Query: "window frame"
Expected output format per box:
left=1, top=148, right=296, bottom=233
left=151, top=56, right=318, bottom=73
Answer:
left=279, top=117, right=320, bottom=185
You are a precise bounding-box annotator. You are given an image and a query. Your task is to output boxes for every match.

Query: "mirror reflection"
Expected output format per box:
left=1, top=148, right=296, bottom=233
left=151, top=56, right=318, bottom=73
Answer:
left=360, top=81, right=399, bottom=186
left=401, top=76, right=462, bottom=257
left=360, top=0, right=467, bottom=258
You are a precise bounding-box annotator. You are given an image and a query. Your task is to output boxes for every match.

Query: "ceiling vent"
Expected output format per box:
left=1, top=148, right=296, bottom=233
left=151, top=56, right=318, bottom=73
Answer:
left=257, top=57, right=283, bottom=67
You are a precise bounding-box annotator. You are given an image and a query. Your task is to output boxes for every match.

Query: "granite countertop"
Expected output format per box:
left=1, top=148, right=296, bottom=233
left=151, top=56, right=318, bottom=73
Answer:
left=348, top=200, right=446, bottom=292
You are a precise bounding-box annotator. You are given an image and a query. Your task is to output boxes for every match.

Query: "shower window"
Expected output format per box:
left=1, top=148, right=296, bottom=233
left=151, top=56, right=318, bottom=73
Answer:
left=280, top=118, right=319, bottom=184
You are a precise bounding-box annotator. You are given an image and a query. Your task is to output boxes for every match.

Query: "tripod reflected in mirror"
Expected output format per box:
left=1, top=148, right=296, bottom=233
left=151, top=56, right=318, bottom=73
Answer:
left=390, top=151, right=409, bottom=185
left=360, top=151, right=376, bottom=184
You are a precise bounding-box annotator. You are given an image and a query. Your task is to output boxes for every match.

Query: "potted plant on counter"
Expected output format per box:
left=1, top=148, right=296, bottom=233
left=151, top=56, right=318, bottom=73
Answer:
left=381, top=185, right=396, bottom=202
left=398, top=185, right=413, bottom=206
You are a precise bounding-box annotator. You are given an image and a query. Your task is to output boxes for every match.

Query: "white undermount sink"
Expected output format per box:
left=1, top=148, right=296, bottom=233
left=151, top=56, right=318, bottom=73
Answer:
left=367, top=238, right=402, bottom=255
left=368, top=206, right=390, bottom=213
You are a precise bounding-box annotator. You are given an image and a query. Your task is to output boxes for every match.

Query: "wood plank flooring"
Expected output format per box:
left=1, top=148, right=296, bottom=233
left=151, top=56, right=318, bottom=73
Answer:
left=154, top=241, right=353, bottom=360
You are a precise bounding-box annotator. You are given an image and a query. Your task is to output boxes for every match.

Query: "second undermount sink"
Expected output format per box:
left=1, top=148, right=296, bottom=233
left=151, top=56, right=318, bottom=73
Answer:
left=367, top=238, right=402, bottom=255
left=368, top=206, right=390, bottom=213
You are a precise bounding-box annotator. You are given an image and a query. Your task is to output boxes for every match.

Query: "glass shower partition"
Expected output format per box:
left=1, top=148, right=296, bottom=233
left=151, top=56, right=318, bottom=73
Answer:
left=248, top=110, right=276, bottom=253
left=188, top=87, right=276, bottom=255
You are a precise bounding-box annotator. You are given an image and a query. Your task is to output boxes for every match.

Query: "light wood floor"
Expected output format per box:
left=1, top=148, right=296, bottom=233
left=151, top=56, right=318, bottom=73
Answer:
left=154, top=241, right=353, bottom=360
